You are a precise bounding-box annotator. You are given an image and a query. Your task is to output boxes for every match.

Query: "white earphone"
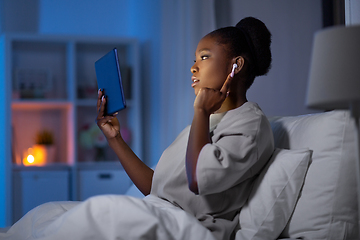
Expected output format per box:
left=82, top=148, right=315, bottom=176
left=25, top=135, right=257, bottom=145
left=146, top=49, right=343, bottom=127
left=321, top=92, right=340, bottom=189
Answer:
left=230, top=63, right=238, bottom=77
left=232, top=63, right=238, bottom=70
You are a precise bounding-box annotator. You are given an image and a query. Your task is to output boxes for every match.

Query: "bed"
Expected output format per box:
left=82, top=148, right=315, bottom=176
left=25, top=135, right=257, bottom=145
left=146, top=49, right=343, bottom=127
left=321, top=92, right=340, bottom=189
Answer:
left=0, top=110, right=358, bottom=239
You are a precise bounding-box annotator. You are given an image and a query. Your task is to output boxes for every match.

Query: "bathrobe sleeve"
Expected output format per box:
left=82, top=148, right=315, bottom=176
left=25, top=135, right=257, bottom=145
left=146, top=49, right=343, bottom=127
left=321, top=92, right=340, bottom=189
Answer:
left=196, top=104, right=274, bottom=195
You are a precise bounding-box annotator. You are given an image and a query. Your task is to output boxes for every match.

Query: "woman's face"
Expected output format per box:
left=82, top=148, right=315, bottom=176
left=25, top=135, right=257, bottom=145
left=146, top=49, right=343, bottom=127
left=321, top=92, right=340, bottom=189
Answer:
left=191, top=35, right=232, bottom=96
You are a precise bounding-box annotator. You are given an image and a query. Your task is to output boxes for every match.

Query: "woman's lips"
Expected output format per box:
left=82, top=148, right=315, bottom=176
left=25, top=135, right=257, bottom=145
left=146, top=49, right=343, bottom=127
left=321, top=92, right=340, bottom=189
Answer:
left=191, top=76, right=199, bottom=88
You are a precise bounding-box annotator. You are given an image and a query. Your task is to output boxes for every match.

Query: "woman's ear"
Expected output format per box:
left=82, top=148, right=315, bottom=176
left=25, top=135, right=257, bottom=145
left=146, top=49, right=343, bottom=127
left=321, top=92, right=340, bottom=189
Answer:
left=233, top=56, right=245, bottom=74
left=233, top=57, right=245, bottom=75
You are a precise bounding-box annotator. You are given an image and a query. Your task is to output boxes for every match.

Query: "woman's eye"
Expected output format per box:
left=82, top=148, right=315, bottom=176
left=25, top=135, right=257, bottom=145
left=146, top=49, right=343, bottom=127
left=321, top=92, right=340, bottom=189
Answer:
left=201, top=55, right=209, bottom=60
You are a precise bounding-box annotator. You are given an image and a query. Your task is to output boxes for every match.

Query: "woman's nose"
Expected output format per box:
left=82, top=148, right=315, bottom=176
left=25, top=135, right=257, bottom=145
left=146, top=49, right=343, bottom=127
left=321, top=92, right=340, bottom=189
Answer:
left=191, top=64, right=198, bottom=73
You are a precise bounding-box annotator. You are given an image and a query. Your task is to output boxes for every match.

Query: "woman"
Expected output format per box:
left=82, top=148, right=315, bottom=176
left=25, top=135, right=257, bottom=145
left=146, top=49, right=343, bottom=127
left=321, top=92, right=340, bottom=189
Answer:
left=96, top=16, right=274, bottom=240
left=1, top=17, right=274, bottom=240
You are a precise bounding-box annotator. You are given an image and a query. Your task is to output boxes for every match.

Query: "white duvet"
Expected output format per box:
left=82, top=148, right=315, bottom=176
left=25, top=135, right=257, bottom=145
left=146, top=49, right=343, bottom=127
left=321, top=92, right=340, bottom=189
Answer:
left=0, top=195, right=216, bottom=240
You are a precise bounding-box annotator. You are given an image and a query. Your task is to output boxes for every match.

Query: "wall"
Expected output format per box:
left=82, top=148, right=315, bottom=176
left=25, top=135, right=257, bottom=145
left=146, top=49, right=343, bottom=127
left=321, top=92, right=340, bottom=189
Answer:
left=0, top=0, right=39, bottom=33
left=229, top=0, right=323, bottom=116
left=39, top=0, right=129, bottom=35
left=346, top=0, right=360, bottom=24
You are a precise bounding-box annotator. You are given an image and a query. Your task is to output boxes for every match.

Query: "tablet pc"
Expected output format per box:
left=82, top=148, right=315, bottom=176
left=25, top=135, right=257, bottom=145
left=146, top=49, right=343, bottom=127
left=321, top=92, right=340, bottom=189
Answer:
left=95, top=48, right=126, bottom=115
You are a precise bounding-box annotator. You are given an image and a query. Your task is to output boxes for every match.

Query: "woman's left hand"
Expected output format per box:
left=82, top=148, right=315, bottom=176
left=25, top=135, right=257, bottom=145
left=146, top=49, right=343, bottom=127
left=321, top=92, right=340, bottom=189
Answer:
left=186, top=72, right=233, bottom=194
left=193, top=72, right=233, bottom=115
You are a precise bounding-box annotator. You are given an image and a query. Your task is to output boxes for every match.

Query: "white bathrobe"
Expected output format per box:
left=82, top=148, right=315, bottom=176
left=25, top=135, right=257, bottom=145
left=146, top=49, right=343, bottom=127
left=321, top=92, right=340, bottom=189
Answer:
left=151, top=102, right=274, bottom=240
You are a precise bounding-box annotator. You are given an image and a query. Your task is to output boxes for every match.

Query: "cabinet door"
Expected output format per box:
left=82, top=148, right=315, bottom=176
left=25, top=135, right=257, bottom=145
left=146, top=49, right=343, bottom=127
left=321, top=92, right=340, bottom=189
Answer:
left=13, top=170, right=70, bottom=223
left=78, top=169, right=132, bottom=201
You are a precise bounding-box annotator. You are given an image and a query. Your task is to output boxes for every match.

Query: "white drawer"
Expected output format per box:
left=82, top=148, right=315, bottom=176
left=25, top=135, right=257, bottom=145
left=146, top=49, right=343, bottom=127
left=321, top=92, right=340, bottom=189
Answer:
left=78, top=169, right=132, bottom=201
left=13, top=170, right=69, bottom=223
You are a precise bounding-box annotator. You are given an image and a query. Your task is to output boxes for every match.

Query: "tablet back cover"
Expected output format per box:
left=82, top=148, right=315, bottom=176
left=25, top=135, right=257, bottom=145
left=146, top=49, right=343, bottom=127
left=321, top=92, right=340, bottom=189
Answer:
left=95, top=48, right=126, bottom=115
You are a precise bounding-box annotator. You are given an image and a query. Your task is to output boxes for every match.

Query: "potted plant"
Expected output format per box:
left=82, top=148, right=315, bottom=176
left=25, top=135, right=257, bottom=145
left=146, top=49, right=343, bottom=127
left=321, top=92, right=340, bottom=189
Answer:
left=33, top=129, right=56, bottom=164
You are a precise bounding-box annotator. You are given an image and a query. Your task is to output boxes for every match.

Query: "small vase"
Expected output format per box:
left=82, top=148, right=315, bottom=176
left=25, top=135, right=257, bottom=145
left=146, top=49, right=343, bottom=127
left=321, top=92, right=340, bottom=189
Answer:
left=45, top=145, right=56, bottom=163
left=33, top=144, right=56, bottom=165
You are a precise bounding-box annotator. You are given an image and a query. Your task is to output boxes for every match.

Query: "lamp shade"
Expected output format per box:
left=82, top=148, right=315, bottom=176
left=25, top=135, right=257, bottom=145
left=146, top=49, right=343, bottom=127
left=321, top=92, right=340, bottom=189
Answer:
left=306, top=25, right=360, bottom=110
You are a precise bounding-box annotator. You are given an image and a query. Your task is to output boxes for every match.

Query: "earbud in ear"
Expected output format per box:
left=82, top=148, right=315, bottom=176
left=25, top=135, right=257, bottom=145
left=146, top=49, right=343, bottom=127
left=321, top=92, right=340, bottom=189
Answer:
left=230, top=63, right=237, bottom=77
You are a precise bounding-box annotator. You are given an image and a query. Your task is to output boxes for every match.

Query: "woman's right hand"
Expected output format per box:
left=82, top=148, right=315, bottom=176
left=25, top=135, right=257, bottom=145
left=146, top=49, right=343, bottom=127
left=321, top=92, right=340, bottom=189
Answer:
left=96, top=89, right=120, bottom=139
left=95, top=89, right=154, bottom=196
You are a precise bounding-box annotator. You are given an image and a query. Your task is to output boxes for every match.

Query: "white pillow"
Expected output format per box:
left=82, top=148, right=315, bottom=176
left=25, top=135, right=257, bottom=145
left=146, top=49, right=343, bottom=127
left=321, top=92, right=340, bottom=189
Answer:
left=236, top=148, right=311, bottom=240
left=270, top=111, right=358, bottom=239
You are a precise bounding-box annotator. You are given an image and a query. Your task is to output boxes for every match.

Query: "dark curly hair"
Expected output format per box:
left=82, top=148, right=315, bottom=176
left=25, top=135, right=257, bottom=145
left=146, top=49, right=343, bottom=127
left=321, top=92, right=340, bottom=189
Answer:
left=208, top=17, right=272, bottom=89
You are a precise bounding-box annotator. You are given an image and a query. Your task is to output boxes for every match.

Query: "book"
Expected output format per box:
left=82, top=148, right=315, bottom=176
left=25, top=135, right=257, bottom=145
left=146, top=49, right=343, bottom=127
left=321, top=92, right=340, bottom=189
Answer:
left=95, top=48, right=126, bottom=115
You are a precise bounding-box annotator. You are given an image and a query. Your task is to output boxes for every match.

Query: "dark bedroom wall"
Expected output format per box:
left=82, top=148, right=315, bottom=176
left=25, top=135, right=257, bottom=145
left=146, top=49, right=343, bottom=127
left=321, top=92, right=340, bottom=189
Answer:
left=0, top=0, right=39, bottom=33
left=227, top=0, right=323, bottom=116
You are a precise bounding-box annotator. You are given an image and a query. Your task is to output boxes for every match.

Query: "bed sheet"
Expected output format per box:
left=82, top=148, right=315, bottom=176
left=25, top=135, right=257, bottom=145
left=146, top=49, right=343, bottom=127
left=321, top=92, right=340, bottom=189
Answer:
left=0, top=195, right=216, bottom=240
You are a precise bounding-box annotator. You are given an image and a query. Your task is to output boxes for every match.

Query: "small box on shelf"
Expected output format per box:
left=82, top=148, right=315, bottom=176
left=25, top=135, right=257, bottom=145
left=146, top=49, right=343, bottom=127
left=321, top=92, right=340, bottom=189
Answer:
left=13, top=68, right=52, bottom=99
left=12, top=40, right=68, bottom=100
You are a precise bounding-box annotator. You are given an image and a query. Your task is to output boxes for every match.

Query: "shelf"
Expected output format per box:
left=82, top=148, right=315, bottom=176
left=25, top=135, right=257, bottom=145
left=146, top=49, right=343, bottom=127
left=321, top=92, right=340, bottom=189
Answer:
left=12, top=99, right=134, bottom=109
left=12, top=100, right=72, bottom=110
left=76, top=99, right=134, bottom=107
left=2, top=34, right=141, bottom=224
left=12, top=163, right=71, bottom=171
left=11, top=40, right=68, bottom=100
left=76, top=161, right=124, bottom=170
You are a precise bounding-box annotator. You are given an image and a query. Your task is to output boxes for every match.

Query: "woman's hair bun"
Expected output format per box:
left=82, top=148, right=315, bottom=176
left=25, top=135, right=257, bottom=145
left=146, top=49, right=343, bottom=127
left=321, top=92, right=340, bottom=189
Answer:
left=236, top=17, right=272, bottom=77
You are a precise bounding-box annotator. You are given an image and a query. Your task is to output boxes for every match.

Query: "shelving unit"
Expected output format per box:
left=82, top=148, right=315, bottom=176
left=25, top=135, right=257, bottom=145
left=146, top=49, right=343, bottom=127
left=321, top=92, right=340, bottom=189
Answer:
left=0, top=33, right=142, bottom=225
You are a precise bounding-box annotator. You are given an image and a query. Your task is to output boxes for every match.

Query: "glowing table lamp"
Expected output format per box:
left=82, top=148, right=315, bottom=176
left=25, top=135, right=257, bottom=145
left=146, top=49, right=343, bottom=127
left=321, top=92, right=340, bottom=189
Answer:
left=306, top=24, right=360, bottom=234
left=22, top=146, right=46, bottom=166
